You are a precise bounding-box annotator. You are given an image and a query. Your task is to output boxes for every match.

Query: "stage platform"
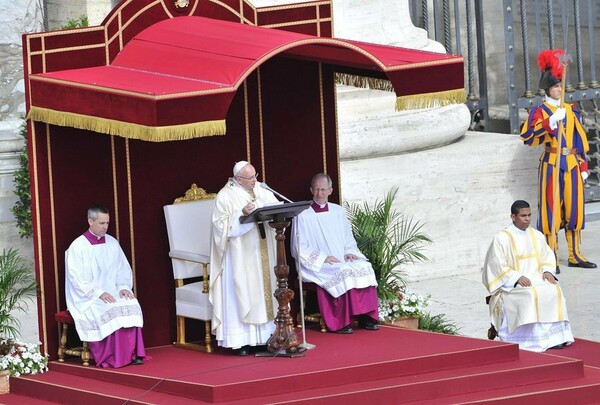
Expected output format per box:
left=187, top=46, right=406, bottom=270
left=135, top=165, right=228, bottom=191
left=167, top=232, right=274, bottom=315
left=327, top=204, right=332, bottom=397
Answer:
left=5, top=325, right=600, bottom=404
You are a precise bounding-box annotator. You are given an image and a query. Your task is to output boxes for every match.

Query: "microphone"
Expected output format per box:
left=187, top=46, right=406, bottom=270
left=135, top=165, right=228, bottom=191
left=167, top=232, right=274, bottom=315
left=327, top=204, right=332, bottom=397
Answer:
left=260, top=183, right=294, bottom=203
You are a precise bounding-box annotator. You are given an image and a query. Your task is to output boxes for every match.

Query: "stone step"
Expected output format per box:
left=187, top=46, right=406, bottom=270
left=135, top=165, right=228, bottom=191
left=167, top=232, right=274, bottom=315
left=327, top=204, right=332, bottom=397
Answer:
left=586, top=201, right=600, bottom=222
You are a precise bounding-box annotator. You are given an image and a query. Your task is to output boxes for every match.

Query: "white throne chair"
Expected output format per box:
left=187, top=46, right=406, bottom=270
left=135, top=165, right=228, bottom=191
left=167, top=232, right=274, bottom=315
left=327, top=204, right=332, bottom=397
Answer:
left=163, top=184, right=216, bottom=352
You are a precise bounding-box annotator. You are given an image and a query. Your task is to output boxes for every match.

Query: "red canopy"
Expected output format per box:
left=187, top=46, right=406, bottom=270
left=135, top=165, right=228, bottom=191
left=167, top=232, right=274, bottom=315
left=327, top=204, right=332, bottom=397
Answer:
left=27, top=16, right=464, bottom=142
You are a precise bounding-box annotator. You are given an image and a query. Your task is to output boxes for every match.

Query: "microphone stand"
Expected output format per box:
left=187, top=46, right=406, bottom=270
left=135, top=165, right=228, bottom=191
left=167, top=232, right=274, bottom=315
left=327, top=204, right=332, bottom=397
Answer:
left=261, top=183, right=294, bottom=203
left=293, top=218, right=316, bottom=350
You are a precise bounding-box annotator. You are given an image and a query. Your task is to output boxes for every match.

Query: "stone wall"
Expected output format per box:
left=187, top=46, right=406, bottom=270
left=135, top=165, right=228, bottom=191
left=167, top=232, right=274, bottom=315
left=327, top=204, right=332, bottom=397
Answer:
left=45, top=0, right=116, bottom=29
left=0, top=0, right=43, bottom=261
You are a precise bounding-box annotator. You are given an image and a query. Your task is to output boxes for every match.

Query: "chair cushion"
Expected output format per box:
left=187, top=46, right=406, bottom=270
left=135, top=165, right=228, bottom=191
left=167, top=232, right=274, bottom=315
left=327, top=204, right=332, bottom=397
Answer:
left=55, top=310, right=74, bottom=324
left=176, top=282, right=212, bottom=307
left=176, top=282, right=212, bottom=319
left=169, top=249, right=210, bottom=264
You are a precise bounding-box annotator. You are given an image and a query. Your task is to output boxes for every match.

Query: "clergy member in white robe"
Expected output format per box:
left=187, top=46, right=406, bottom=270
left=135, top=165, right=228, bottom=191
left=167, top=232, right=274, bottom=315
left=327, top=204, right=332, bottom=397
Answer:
left=483, top=200, right=574, bottom=352
left=65, top=205, right=146, bottom=368
left=209, top=161, right=279, bottom=355
left=292, top=173, right=378, bottom=334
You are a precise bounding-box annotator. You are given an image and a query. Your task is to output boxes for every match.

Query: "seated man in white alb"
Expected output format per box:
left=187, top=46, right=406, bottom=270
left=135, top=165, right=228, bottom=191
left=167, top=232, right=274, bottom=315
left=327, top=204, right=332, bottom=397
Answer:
left=483, top=200, right=574, bottom=352
left=66, top=205, right=146, bottom=367
left=292, top=173, right=379, bottom=334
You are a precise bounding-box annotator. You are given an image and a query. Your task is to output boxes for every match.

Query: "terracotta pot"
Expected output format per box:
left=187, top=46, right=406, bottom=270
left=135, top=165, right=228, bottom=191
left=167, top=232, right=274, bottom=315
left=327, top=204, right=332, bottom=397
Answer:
left=0, top=370, right=9, bottom=394
left=384, top=316, right=419, bottom=329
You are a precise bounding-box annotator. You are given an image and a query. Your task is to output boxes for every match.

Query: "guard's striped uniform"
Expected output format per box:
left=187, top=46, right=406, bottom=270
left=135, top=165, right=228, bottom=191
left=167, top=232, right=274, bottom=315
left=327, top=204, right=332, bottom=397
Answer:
left=520, top=101, right=590, bottom=264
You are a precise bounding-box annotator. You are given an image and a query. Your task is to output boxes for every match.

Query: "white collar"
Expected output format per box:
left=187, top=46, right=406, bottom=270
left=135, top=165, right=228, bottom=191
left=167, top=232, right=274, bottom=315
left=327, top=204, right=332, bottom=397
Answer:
left=544, top=95, right=561, bottom=107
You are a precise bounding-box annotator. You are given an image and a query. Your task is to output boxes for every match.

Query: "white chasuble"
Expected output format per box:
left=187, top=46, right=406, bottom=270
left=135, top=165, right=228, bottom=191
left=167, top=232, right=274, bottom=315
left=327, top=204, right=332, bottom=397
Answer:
left=292, top=203, right=377, bottom=298
left=65, top=235, right=143, bottom=342
left=209, top=179, right=279, bottom=348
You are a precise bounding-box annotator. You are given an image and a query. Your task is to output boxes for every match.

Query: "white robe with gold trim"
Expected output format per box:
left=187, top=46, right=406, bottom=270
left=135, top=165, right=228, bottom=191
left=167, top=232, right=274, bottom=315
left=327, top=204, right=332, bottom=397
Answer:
left=482, top=224, right=573, bottom=352
left=209, top=179, right=278, bottom=349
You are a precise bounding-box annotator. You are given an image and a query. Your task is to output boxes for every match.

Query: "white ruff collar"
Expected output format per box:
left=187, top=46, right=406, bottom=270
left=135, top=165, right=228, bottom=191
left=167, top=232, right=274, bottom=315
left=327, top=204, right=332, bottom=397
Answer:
left=545, top=95, right=561, bottom=107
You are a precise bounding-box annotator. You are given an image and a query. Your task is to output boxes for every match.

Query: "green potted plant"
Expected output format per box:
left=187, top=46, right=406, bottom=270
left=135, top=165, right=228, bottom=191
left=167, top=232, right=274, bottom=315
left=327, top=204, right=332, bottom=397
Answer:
left=0, top=248, right=46, bottom=390
left=346, top=188, right=432, bottom=297
left=346, top=190, right=460, bottom=334
left=345, top=188, right=432, bottom=326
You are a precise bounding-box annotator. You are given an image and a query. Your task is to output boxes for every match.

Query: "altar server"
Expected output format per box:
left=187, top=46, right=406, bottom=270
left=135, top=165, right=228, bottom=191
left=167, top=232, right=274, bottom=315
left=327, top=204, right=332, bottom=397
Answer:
left=65, top=205, right=146, bottom=368
left=292, top=173, right=379, bottom=334
left=483, top=200, right=573, bottom=352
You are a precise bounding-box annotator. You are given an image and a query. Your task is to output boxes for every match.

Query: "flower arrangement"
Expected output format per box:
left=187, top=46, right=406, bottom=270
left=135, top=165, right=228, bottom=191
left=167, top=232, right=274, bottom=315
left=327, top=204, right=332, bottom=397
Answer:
left=378, top=288, right=430, bottom=323
left=0, top=340, right=48, bottom=377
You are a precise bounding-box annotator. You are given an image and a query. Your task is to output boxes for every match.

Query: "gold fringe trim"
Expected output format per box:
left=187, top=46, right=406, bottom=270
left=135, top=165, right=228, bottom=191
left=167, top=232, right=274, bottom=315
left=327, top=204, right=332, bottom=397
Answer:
left=395, top=89, right=467, bottom=110
left=335, top=73, right=466, bottom=110
left=335, top=73, right=394, bottom=92
left=26, top=107, right=226, bottom=142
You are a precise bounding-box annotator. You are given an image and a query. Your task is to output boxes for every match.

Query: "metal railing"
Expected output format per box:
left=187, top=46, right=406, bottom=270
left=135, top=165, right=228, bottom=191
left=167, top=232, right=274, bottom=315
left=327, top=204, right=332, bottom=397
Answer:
left=503, top=0, right=600, bottom=201
left=410, top=0, right=600, bottom=202
left=409, top=0, right=489, bottom=130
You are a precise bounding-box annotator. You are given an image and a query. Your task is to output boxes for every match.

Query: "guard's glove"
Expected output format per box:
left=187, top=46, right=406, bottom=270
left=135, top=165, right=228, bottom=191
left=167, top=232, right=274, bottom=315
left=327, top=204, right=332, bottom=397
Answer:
left=549, top=108, right=566, bottom=130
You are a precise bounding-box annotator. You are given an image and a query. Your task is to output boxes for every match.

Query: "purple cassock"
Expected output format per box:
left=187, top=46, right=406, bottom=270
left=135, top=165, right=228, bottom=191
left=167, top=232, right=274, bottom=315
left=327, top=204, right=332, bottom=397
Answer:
left=81, top=231, right=148, bottom=368
left=294, top=202, right=379, bottom=332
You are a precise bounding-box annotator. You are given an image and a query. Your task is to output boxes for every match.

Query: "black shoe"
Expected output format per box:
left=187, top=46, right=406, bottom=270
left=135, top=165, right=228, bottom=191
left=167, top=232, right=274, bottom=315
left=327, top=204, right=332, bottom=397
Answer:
left=131, top=357, right=144, bottom=365
left=555, top=265, right=561, bottom=274
left=236, top=345, right=251, bottom=356
left=335, top=325, right=353, bottom=334
left=550, top=342, right=567, bottom=349
left=487, top=324, right=497, bottom=340
left=568, top=261, right=597, bottom=269
left=358, top=316, right=379, bottom=331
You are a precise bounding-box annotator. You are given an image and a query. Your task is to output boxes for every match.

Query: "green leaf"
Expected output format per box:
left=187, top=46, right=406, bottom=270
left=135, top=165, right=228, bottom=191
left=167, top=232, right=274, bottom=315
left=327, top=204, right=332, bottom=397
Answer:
left=345, top=188, right=432, bottom=301
left=0, top=248, right=37, bottom=339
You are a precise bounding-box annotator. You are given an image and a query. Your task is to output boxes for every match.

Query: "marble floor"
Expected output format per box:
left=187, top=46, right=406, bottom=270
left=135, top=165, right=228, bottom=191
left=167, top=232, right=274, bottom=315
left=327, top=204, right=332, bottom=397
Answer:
left=15, top=205, right=600, bottom=346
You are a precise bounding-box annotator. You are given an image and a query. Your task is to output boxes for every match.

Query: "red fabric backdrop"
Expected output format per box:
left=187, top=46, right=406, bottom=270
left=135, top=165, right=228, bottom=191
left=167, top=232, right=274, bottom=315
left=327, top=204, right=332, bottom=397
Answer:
left=23, top=0, right=462, bottom=359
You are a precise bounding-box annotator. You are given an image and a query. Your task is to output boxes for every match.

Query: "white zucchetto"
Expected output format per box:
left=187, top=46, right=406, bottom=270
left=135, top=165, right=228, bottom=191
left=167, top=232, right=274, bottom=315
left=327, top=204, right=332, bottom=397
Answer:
left=233, top=161, right=249, bottom=176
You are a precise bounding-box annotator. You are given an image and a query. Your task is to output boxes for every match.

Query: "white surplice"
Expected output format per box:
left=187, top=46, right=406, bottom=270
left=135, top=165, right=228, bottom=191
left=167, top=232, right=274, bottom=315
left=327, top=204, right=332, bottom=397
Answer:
left=209, top=179, right=279, bottom=349
left=482, top=224, right=573, bottom=352
left=65, top=234, right=143, bottom=342
left=291, top=203, right=377, bottom=298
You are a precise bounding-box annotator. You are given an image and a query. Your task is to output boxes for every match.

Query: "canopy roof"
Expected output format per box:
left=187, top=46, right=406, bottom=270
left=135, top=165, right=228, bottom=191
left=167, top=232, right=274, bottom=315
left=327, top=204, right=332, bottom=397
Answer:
left=27, top=16, right=464, bottom=142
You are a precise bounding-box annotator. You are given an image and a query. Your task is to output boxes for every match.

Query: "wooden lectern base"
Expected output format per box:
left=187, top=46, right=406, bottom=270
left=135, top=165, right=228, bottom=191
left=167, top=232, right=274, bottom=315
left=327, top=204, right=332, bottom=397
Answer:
left=254, top=346, right=307, bottom=358
left=240, top=201, right=312, bottom=358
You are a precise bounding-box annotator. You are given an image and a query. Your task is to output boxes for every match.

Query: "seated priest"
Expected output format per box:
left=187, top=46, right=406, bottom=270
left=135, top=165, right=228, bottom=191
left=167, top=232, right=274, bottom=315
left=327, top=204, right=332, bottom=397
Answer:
left=292, top=173, right=379, bottom=334
left=483, top=200, right=574, bottom=352
left=65, top=205, right=146, bottom=368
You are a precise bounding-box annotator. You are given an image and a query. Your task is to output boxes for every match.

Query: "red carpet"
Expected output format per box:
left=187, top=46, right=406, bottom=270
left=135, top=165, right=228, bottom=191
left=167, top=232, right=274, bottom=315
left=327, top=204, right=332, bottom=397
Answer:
left=5, top=326, right=600, bottom=404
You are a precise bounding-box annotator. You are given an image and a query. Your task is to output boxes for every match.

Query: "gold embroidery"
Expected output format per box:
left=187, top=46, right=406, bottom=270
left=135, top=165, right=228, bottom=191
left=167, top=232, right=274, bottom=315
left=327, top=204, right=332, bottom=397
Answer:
left=259, top=234, right=274, bottom=320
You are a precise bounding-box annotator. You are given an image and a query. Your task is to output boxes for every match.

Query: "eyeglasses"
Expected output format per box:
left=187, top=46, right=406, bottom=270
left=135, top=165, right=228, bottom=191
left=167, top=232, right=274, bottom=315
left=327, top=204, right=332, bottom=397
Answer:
left=237, top=172, right=259, bottom=180
left=311, top=187, right=331, bottom=192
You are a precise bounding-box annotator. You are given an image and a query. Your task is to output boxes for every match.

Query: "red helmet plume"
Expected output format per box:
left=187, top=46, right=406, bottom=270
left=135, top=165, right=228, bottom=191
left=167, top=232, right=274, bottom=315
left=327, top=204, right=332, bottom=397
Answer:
left=537, top=49, right=565, bottom=90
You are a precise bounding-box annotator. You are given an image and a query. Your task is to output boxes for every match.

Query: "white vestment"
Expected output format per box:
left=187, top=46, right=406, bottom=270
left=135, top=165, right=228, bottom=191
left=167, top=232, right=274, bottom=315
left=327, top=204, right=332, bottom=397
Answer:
left=65, top=234, right=144, bottom=342
left=291, top=203, right=377, bottom=298
left=209, top=179, right=279, bottom=349
left=482, top=224, right=573, bottom=352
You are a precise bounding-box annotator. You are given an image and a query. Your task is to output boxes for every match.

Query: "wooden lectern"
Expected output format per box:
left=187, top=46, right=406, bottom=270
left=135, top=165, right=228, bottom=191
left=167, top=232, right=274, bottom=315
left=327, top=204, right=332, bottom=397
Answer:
left=240, top=201, right=312, bottom=357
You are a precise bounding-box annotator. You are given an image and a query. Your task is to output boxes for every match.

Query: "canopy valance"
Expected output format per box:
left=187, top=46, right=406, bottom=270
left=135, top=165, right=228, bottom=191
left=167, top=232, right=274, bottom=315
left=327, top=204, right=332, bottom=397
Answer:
left=27, top=16, right=464, bottom=142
